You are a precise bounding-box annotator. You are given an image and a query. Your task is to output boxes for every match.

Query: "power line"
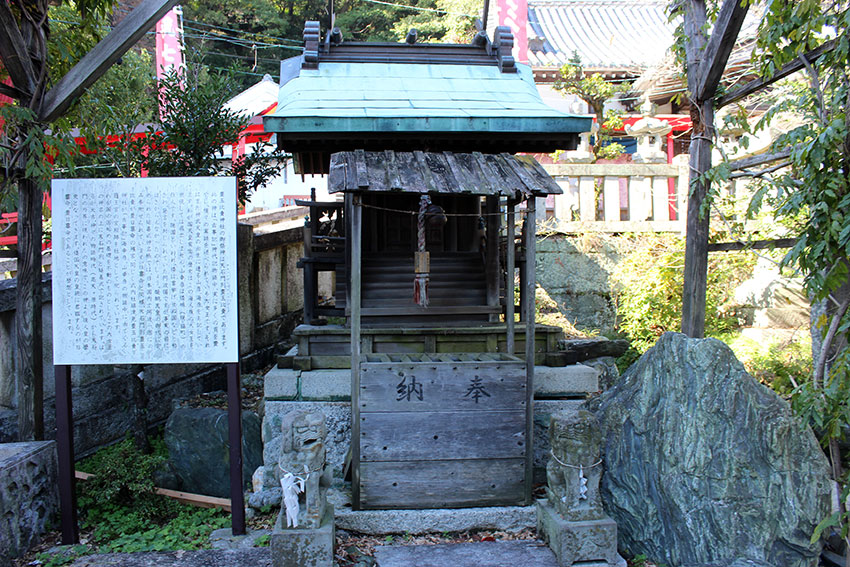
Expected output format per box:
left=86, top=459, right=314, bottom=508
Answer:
left=361, top=0, right=477, bottom=16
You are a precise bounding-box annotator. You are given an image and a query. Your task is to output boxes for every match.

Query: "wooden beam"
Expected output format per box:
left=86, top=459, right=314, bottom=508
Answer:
left=707, top=238, right=797, bottom=252
left=695, top=0, right=749, bottom=101
left=523, top=198, right=536, bottom=506
left=718, top=39, right=837, bottom=108
left=0, top=3, right=37, bottom=96
left=726, top=149, right=792, bottom=171
left=39, top=0, right=180, bottom=122
left=349, top=194, right=362, bottom=511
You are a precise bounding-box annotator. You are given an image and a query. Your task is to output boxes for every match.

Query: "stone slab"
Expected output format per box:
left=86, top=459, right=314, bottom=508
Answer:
left=329, top=487, right=536, bottom=535
left=209, top=528, right=271, bottom=550
left=536, top=500, right=624, bottom=567
left=271, top=505, right=334, bottom=567
left=68, top=549, right=272, bottom=566
left=264, top=366, right=597, bottom=402
left=0, top=441, right=59, bottom=562
left=264, top=367, right=299, bottom=400
left=374, top=541, right=559, bottom=567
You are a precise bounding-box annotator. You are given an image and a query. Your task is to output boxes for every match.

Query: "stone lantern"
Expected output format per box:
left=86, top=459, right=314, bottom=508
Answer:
left=625, top=97, right=671, bottom=163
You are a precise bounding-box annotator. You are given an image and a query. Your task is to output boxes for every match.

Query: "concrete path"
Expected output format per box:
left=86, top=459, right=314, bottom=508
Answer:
left=68, top=548, right=272, bottom=566
left=65, top=540, right=561, bottom=567
left=373, top=540, right=559, bottom=567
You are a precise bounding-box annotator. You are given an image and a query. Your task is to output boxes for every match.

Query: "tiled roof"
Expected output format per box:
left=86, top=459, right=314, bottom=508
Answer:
left=526, top=0, right=676, bottom=70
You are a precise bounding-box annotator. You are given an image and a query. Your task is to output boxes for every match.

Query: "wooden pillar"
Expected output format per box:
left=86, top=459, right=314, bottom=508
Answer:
left=226, top=362, right=245, bottom=535
left=681, top=100, right=714, bottom=338
left=523, top=197, right=536, bottom=505
left=349, top=194, right=362, bottom=510
left=506, top=199, right=516, bottom=355
left=16, top=178, right=44, bottom=441
left=54, top=364, right=77, bottom=544
left=485, top=195, right=500, bottom=322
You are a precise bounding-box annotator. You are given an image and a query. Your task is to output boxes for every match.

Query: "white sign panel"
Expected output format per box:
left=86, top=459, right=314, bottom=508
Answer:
left=51, top=177, right=238, bottom=365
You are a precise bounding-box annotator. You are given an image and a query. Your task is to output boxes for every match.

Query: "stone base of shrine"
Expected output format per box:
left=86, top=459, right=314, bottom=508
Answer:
left=271, top=504, right=335, bottom=567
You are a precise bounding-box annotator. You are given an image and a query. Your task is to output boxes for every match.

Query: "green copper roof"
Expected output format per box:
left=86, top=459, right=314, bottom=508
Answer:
left=263, top=61, right=590, bottom=137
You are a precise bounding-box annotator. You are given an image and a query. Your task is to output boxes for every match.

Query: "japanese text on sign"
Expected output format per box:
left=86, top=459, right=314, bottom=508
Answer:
left=51, top=177, right=238, bottom=365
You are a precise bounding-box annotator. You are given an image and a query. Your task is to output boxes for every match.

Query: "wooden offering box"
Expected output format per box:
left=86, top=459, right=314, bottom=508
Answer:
left=354, top=352, right=530, bottom=509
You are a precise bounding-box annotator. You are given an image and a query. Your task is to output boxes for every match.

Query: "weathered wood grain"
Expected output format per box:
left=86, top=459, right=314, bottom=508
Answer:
left=360, top=362, right=526, bottom=412
left=695, top=0, right=750, bottom=101
left=360, top=410, right=526, bottom=461
left=359, top=459, right=526, bottom=509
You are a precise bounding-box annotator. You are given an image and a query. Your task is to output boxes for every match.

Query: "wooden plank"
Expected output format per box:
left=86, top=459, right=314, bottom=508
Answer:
left=360, top=362, right=526, bottom=412
left=359, top=459, right=526, bottom=509
left=354, top=149, right=369, bottom=189
left=350, top=194, right=363, bottom=509
left=695, top=0, right=750, bottom=100
left=506, top=201, right=516, bottom=354
left=544, top=163, right=679, bottom=177
left=76, top=471, right=232, bottom=511
left=385, top=150, right=402, bottom=190
left=578, top=177, right=596, bottom=221
left=360, top=410, right=526, bottom=461
left=718, top=39, right=837, bottom=108
left=40, top=0, right=180, bottom=122
left=602, top=177, right=620, bottom=222
left=523, top=199, right=536, bottom=505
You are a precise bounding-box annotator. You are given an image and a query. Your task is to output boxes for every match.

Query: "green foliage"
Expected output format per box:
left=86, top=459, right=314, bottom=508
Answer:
left=553, top=53, right=629, bottom=161
left=727, top=334, right=812, bottom=396
left=76, top=436, right=230, bottom=552
left=390, top=0, right=481, bottom=43
left=254, top=533, right=271, bottom=547
left=611, top=234, right=755, bottom=355
left=130, top=61, right=286, bottom=203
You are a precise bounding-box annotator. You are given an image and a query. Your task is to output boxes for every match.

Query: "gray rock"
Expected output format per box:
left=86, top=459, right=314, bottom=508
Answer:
left=593, top=333, right=832, bottom=567
left=249, top=487, right=283, bottom=510
left=0, top=442, right=58, bottom=563
left=558, top=338, right=629, bottom=364
left=271, top=505, right=334, bottom=567
left=374, top=540, right=561, bottom=567
left=164, top=407, right=262, bottom=498
left=209, top=528, right=271, bottom=550
left=583, top=357, right=620, bottom=391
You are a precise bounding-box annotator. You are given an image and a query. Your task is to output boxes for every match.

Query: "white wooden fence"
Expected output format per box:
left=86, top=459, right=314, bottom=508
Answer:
left=542, top=160, right=691, bottom=233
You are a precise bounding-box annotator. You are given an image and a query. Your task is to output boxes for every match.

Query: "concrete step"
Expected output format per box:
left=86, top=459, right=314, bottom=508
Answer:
left=374, top=541, right=559, bottom=567
left=329, top=487, right=537, bottom=535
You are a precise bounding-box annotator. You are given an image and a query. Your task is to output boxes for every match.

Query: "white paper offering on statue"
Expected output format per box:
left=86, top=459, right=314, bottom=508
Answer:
left=51, top=177, right=239, bottom=365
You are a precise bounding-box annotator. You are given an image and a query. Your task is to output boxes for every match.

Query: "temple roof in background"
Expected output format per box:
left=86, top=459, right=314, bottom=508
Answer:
left=527, top=0, right=675, bottom=72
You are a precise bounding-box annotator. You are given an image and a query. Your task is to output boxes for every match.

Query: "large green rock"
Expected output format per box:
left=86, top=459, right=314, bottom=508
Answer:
left=164, top=407, right=262, bottom=498
left=593, top=333, right=831, bottom=567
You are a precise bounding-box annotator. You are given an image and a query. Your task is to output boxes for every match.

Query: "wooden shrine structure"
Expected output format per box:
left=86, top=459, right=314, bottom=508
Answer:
left=263, top=23, right=591, bottom=509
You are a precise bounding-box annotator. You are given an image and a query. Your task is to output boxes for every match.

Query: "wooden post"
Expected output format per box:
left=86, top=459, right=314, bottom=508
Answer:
left=16, top=178, right=44, bottom=441
left=506, top=200, right=516, bottom=355
left=350, top=194, right=362, bottom=510
left=226, top=362, right=245, bottom=535
left=54, top=364, right=78, bottom=544
left=485, top=195, right=500, bottom=322
left=523, top=198, right=536, bottom=505
left=681, top=100, right=714, bottom=338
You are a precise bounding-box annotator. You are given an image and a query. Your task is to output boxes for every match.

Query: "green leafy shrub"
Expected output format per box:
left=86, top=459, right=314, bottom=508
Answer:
left=76, top=436, right=230, bottom=552
left=728, top=334, right=812, bottom=396
left=611, top=234, right=755, bottom=356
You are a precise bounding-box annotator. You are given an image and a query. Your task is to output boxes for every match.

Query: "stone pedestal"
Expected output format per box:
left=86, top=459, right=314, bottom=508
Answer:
left=537, top=500, right=624, bottom=567
left=271, top=504, right=335, bottom=567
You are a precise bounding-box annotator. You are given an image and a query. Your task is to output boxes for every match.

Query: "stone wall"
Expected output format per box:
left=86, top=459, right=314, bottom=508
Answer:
left=536, top=234, right=621, bottom=332
left=0, top=220, right=325, bottom=455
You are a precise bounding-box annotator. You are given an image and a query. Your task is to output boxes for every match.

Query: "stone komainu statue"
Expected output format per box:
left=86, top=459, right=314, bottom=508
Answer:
left=277, top=411, right=331, bottom=529
left=546, top=409, right=605, bottom=522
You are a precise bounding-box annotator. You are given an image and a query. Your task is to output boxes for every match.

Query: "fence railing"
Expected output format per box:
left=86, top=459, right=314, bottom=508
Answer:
left=542, top=160, right=691, bottom=233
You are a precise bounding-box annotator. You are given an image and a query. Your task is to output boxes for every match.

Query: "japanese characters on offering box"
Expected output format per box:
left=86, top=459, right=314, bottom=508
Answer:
left=51, top=178, right=238, bottom=365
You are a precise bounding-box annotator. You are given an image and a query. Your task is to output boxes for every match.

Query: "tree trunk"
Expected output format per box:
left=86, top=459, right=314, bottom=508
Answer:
left=15, top=176, right=44, bottom=440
